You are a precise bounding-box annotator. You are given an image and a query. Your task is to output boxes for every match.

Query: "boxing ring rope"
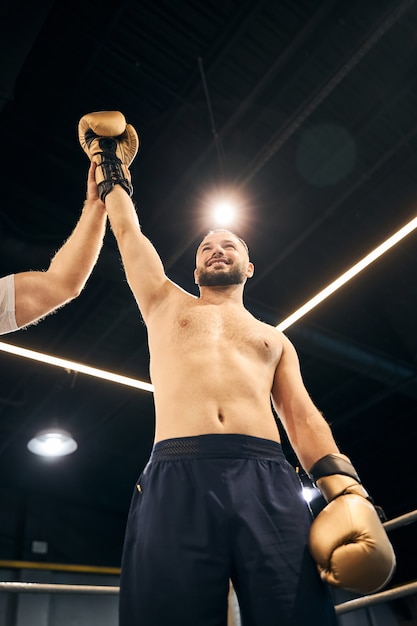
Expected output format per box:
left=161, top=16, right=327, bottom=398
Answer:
left=0, top=582, right=119, bottom=595
left=335, top=581, right=417, bottom=616
left=0, top=509, right=416, bottom=619
left=382, top=509, right=417, bottom=532
left=1, top=579, right=417, bottom=616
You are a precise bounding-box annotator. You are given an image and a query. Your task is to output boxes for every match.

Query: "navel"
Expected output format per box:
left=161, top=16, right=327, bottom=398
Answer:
left=218, top=413, right=224, bottom=423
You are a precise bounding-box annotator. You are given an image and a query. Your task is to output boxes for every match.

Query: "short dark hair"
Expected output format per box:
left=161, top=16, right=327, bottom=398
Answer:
left=202, top=229, right=249, bottom=255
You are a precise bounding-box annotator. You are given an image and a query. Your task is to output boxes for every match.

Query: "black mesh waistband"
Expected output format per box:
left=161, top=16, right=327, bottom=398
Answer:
left=149, top=434, right=284, bottom=462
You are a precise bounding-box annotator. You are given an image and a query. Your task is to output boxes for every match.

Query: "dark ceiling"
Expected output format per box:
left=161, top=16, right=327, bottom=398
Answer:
left=1, top=0, right=417, bottom=592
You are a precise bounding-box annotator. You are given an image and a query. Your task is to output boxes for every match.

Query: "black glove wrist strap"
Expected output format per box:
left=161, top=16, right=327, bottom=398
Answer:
left=309, top=454, right=388, bottom=522
left=97, top=137, right=133, bottom=201
left=98, top=178, right=133, bottom=202
left=308, top=454, right=361, bottom=484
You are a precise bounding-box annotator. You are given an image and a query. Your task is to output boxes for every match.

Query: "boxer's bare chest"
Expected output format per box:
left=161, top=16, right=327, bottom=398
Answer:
left=151, top=296, right=281, bottom=365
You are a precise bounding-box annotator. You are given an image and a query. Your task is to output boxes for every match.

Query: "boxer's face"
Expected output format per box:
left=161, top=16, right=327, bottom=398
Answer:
left=194, top=231, right=253, bottom=286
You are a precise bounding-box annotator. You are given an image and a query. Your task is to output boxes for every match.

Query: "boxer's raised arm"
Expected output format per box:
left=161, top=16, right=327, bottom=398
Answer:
left=105, top=186, right=173, bottom=321
left=78, top=111, right=176, bottom=321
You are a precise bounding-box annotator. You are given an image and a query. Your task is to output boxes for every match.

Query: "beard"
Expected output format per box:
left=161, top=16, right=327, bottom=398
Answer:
left=196, top=264, right=247, bottom=287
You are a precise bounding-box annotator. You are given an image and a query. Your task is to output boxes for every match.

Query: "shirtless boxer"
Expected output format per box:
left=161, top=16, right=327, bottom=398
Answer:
left=0, top=163, right=106, bottom=335
left=79, top=111, right=395, bottom=626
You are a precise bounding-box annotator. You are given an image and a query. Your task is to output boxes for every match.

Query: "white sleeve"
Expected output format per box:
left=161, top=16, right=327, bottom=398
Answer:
left=0, top=275, right=19, bottom=334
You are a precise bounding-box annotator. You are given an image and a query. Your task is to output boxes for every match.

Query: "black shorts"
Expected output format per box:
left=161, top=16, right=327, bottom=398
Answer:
left=119, top=434, right=337, bottom=626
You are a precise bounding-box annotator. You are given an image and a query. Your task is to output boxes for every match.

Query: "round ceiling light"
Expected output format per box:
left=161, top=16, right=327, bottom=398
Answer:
left=27, top=429, right=78, bottom=458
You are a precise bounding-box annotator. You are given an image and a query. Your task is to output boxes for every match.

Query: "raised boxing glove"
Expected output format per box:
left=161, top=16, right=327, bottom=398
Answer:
left=308, top=454, right=396, bottom=595
left=78, top=111, right=139, bottom=201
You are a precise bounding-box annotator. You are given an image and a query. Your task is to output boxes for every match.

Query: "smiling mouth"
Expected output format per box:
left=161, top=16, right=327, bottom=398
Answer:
left=208, top=258, right=229, bottom=266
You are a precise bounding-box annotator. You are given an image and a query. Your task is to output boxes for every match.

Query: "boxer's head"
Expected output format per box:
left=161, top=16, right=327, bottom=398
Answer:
left=194, top=229, right=254, bottom=287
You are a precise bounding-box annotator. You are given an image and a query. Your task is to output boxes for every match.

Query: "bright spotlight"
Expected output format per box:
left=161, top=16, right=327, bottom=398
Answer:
left=212, top=200, right=236, bottom=226
left=302, top=486, right=319, bottom=503
left=203, top=184, right=248, bottom=229
left=27, top=429, right=78, bottom=457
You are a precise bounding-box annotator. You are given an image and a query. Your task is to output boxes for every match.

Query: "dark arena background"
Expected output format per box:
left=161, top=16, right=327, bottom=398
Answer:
left=1, top=1, right=417, bottom=624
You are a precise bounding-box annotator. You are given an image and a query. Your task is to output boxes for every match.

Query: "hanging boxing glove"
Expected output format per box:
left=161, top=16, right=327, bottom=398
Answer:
left=308, top=453, right=396, bottom=595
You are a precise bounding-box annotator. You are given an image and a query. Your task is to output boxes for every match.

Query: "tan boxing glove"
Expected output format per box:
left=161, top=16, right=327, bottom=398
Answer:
left=308, top=454, right=396, bottom=595
left=78, top=111, right=139, bottom=201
